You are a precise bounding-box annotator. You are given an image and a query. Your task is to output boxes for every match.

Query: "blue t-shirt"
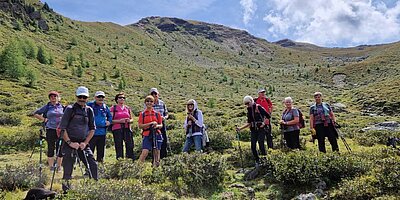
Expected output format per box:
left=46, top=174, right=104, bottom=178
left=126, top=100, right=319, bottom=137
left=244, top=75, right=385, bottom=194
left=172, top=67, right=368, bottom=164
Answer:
left=87, top=101, right=112, bottom=136
left=282, top=108, right=300, bottom=132
left=309, top=103, right=332, bottom=125
left=34, top=102, right=64, bottom=129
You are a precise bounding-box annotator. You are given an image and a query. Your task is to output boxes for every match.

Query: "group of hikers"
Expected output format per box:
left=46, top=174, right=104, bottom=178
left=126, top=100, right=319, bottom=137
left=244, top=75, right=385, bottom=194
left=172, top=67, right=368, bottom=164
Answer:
left=33, top=86, right=340, bottom=191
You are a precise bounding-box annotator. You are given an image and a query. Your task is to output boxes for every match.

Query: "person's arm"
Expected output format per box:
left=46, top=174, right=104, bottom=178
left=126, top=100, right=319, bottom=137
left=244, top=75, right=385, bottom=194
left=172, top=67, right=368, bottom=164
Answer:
left=193, top=111, right=203, bottom=128
left=285, top=109, right=299, bottom=125
left=309, top=114, right=314, bottom=129
left=163, top=104, right=169, bottom=120
left=33, top=105, right=47, bottom=122
left=138, top=112, right=155, bottom=129
left=81, top=107, right=96, bottom=149
left=259, top=105, right=271, bottom=119
left=237, top=123, right=250, bottom=131
left=60, top=107, right=79, bottom=149
left=155, top=112, right=163, bottom=129
left=106, top=106, right=112, bottom=126
left=267, top=98, right=273, bottom=113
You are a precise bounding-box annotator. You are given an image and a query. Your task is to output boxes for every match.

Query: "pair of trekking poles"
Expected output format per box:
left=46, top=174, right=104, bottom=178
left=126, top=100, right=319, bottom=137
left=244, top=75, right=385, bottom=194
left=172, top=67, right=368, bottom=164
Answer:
left=29, top=123, right=46, bottom=184
left=49, top=130, right=93, bottom=191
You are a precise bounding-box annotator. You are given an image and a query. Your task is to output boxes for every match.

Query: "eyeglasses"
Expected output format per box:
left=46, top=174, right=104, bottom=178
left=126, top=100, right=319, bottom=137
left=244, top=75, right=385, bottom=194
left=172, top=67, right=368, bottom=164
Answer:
left=244, top=102, right=250, bottom=105
left=49, top=94, right=57, bottom=98
left=151, top=92, right=158, bottom=96
left=145, top=100, right=154, bottom=103
left=187, top=104, right=194, bottom=106
left=118, top=97, right=126, bottom=100
left=96, top=96, right=105, bottom=98
left=77, top=96, right=88, bottom=99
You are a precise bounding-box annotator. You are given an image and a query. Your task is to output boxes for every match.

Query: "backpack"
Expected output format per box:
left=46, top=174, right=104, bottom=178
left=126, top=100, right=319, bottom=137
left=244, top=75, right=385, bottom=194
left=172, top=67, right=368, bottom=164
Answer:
left=141, top=111, right=160, bottom=130
left=202, top=124, right=209, bottom=147
left=107, top=105, right=117, bottom=132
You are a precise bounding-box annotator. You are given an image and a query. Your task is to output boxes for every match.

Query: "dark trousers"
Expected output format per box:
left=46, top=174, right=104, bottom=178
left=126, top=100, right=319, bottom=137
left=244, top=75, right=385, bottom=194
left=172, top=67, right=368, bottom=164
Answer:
left=284, top=129, right=300, bottom=149
left=265, top=124, right=273, bottom=149
left=89, top=135, right=106, bottom=162
left=46, top=129, right=60, bottom=157
left=112, top=128, right=134, bottom=160
left=62, top=144, right=98, bottom=180
left=315, top=123, right=339, bottom=153
left=251, top=129, right=267, bottom=162
left=160, top=122, right=168, bottom=158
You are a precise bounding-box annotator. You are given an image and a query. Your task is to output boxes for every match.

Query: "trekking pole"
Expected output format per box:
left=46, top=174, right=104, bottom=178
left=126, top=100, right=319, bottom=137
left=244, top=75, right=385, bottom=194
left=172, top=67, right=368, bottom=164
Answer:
left=334, top=124, right=352, bottom=153
left=50, top=129, right=65, bottom=191
left=82, top=147, right=93, bottom=179
left=279, top=124, right=286, bottom=149
left=235, top=125, right=244, bottom=171
left=74, top=149, right=86, bottom=180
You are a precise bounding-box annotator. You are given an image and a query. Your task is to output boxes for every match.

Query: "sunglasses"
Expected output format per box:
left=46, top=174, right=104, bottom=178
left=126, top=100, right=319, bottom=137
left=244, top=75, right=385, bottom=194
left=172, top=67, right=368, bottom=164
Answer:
left=244, top=102, right=250, bottom=105
left=49, top=94, right=57, bottom=97
left=146, top=100, right=154, bottom=103
left=96, top=96, right=105, bottom=98
left=118, top=97, right=126, bottom=100
left=151, top=92, right=158, bottom=96
left=77, top=95, right=88, bottom=99
left=187, top=104, right=194, bottom=106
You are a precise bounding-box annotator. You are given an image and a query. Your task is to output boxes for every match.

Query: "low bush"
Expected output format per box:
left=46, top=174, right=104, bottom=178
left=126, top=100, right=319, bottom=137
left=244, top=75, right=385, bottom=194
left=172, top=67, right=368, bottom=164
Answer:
left=207, top=128, right=234, bottom=151
left=268, top=151, right=369, bottom=186
left=0, top=112, right=21, bottom=126
left=374, top=157, right=400, bottom=195
left=0, top=163, right=47, bottom=191
left=331, top=175, right=380, bottom=200
left=63, top=179, right=156, bottom=200
left=159, top=153, right=227, bottom=197
left=354, top=130, right=400, bottom=147
left=102, top=159, right=144, bottom=180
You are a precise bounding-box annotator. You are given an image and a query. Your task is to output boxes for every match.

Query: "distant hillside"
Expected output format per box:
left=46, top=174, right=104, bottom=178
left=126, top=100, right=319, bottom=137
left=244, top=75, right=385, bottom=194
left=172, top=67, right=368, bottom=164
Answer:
left=0, top=0, right=399, bottom=141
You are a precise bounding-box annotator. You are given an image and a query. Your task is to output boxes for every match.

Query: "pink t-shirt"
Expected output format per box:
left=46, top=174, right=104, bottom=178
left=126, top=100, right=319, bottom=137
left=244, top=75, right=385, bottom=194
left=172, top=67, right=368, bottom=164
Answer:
left=110, top=105, right=131, bottom=130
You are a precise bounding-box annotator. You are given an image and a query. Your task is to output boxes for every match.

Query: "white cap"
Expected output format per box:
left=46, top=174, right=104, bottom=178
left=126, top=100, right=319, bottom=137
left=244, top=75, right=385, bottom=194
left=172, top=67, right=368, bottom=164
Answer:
left=94, top=91, right=105, bottom=97
left=313, top=92, right=322, bottom=97
left=258, top=88, right=266, bottom=93
left=76, top=86, right=89, bottom=97
left=150, top=88, right=159, bottom=94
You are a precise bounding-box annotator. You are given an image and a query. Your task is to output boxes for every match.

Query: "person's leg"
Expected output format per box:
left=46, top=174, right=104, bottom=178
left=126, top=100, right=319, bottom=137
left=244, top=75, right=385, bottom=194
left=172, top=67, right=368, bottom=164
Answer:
left=160, top=121, right=168, bottom=158
left=112, top=130, right=124, bottom=159
left=182, top=137, right=194, bottom=152
left=62, top=146, right=74, bottom=180
left=250, top=131, right=260, bottom=162
left=193, top=135, right=203, bottom=152
left=315, top=124, right=327, bottom=153
left=89, top=135, right=97, bottom=158
left=83, top=146, right=98, bottom=180
left=284, top=131, right=294, bottom=149
left=123, top=129, right=135, bottom=160
left=265, top=125, right=274, bottom=149
left=139, top=136, right=151, bottom=162
left=327, top=124, right=339, bottom=152
left=293, top=129, right=301, bottom=149
left=139, top=149, right=149, bottom=162
left=257, top=129, right=267, bottom=155
left=97, top=135, right=106, bottom=162
left=46, top=129, right=57, bottom=168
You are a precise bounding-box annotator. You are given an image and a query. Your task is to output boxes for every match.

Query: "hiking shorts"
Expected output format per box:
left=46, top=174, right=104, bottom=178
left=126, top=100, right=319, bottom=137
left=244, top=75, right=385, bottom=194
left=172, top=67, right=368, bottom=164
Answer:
left=142, top=134, right=163, bottom=150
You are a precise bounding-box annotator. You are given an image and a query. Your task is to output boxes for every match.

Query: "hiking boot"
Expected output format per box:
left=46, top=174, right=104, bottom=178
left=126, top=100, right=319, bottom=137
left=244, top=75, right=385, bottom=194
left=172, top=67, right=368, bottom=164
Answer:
left=255, top=161, right=261, bottom=168
left=62, top=180, right=71, bottom=194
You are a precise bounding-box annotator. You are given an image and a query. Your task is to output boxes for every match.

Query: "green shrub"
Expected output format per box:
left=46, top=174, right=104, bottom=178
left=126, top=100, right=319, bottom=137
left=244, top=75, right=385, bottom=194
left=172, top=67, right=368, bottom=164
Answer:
left=374, top=157, right=400, bottom=194
left=331, top=175, right=380, bottom=200
left=159, top=153, right=227, bottom=197
left=0, top=112, right=21, bottom=126
left=354, top=130, right=400, bottom=147
left=102, top=159, right=143, bottom=180
left=0, top=129, right=38, bottom=154
left=63, top=179, right=156, bottom=200
left=207, top=128, right=234, bottom=151
left=0, top=163, right=47, bottom=191
left=269, top=152, right=369, bottom=185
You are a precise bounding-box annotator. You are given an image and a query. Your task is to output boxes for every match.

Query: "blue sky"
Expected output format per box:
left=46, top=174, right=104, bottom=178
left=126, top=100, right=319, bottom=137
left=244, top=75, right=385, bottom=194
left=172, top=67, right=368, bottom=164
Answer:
left=42, top=0, right=400, bottom=47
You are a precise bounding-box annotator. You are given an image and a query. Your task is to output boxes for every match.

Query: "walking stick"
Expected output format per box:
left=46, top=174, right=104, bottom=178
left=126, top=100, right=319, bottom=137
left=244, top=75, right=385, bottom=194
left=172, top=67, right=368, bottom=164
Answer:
left=29, top=123, right=46, bottom=183
left=235, top=125, right=244, bottom=171
left=74, top=149, right=86, bottom=179
left=334, top=123, right=352, bottom=153
left=82, top=147, right=93, bottom=179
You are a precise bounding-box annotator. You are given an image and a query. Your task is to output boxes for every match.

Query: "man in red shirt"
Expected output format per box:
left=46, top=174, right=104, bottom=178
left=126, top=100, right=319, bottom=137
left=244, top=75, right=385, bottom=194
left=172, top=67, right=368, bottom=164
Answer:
left=254, top=89, right=273, bottom=149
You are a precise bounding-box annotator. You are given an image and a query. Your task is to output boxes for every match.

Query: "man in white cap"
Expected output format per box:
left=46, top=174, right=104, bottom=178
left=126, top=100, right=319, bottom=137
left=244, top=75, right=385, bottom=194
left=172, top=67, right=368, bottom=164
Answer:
left=87, top=91, right=112, bottom=163
left=149, top=88, right=169, bottom=158
left=254, top=88, right=274, bottom=149
left=59, top=86, right=98, bottom=192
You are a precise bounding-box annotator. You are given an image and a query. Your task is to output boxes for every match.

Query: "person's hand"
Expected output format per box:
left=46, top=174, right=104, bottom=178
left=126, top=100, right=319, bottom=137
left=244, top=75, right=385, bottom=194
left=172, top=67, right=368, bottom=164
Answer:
left=106, top=121, right=110, bottom=126
left=279, top=120, right=285, bottom=125
left=310, top=128, right=316, bottom=135
left=69, top=142, right=79, bottom=150
left=79, top=142, right=87, bottom=150
left=43, top=118, right=48, bottom=123
left=236, top=127, right=240, bottom=132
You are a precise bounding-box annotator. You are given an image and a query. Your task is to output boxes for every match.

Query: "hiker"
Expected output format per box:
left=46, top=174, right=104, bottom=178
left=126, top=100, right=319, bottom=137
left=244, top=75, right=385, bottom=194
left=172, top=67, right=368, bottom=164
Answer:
left=309, top=92, right=339, bottom=153
left=110, top=92, right=134, bottom=160
left=254, top=89, right=273, bottom=149
left=149, top=88, right=169, bottom=158
left=87, top=91, right=112, bottom=163
left=33, top=91, right=64, bottom=172
left=138, top=95, right=163, bottom=167
left=236, top=96, right=271, bottom=166
left=279, top=97, right=300, bottom=149
left=59, top=86, right=98, bottom=192
left=182, top=99, right=204, bottom=153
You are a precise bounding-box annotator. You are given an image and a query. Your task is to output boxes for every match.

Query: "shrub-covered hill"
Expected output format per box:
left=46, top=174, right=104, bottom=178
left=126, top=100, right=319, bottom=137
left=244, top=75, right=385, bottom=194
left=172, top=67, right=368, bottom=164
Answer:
left=0, top=0, right=400, bottom=199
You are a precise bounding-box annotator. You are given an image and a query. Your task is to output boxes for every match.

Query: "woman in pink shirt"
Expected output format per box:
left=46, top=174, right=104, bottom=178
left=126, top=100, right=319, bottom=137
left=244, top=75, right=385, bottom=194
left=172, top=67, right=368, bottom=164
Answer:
left=110, top=92, right=134, bottom=160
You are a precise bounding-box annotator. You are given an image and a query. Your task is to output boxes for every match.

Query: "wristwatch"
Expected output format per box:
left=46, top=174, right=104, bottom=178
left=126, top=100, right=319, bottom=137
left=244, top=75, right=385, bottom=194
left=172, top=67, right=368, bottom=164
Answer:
left=66, top=140, right=71, bottom=145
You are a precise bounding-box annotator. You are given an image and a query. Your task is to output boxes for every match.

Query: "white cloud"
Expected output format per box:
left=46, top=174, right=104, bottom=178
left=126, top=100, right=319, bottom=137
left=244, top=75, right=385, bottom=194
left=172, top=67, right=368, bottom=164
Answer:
left=240, top=0, right=257, bottom=25
left=262, top=0, right=400, bottom=46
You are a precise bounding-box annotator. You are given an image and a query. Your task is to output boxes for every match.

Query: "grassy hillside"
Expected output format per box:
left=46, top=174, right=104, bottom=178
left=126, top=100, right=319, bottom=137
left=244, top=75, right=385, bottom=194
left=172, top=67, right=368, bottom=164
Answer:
left=0, top=0, right=399, bottom=199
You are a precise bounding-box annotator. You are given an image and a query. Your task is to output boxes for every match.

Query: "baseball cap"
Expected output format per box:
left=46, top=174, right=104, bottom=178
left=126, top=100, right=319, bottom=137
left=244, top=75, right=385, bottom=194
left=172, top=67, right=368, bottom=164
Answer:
left=258, top=88, right=266, bottom=93
left=150, top=88, right=159, bottom=94
left=76, top=86, right=89, bottom=97
left=94, top=91, right=105, bottom=97
left=48, top=91, right=59, bottom=97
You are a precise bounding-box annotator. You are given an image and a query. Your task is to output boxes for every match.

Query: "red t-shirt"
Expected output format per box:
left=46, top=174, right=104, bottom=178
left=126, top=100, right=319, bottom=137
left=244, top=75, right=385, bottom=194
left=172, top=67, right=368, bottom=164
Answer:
left=256, top=97, right=273, bottom=113
left=138, top=109, right=162, bottom=136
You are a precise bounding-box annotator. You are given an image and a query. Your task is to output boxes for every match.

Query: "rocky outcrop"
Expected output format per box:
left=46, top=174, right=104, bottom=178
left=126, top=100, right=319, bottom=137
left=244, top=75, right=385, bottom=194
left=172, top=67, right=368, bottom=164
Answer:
left=0, top=0, right=50, bottom=31
left=361, top=121, right=400, bottom=132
